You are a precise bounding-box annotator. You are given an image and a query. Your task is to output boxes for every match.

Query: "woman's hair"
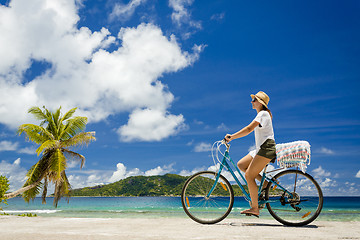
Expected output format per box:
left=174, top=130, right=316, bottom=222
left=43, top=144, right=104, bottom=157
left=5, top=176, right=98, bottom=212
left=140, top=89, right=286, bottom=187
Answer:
left=261, top=105, right=273, bottom=119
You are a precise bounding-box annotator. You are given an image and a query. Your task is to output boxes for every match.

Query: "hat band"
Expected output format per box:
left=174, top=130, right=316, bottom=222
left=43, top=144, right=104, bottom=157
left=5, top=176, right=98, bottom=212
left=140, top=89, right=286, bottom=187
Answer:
left=256, top=96, right=267, bottom=104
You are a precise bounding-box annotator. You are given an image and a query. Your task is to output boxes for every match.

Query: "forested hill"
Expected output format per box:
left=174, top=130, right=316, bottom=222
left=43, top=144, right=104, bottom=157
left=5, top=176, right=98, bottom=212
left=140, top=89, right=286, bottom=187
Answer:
left=70, top=174, right=188, bottom=197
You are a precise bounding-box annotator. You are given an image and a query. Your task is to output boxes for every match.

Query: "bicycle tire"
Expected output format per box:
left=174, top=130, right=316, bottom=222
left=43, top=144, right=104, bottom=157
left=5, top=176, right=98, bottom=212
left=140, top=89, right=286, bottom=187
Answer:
left=181, top=171, right=234, bottom=224
left=265, top=169, right=323, bottom=226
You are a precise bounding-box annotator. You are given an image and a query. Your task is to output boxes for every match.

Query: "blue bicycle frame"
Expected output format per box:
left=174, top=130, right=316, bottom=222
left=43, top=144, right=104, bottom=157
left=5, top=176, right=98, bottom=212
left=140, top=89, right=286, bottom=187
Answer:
left=207, top=145, right=293, bottom=204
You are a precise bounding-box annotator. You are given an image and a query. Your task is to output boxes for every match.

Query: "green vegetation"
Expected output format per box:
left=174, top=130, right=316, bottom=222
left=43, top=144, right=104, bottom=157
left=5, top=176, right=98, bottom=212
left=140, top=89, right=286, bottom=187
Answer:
left=0, top=175, right=10, bottom=209
left=17, top=213, right=38, bottom=217
left=70, top=174, right=257, bottom=197
left=4, top=106, right=96, bottom=207
left=70, top=174, right=187, bottom=197
left=0, top=212, right=38, bottom=217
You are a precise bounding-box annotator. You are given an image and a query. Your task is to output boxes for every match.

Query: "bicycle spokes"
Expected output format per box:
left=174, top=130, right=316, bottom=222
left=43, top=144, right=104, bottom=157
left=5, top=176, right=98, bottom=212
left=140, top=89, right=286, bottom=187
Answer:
left=181, top=171, right=234, bottom=224
left=265, top=170, right=323, bottom=226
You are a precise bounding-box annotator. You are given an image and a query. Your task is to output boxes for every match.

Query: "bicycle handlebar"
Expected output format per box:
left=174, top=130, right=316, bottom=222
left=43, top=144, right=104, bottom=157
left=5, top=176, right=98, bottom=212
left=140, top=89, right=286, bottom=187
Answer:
left=222, top=138, right=230, bottom=150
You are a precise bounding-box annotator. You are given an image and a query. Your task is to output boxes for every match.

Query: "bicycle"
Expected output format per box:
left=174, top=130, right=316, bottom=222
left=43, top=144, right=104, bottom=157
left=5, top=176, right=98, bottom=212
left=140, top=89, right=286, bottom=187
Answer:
left=181, top=140, right=323, bottom=226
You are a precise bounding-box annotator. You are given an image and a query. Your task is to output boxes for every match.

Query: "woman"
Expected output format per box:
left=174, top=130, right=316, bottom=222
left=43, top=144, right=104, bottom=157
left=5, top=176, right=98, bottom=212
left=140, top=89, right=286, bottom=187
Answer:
left=225, top=91, right=276, bottom=217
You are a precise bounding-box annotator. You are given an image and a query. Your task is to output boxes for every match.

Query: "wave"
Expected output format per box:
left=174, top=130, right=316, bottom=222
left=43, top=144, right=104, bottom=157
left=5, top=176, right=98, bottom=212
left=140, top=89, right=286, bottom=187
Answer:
left=1, top=209, right=61, bottom=214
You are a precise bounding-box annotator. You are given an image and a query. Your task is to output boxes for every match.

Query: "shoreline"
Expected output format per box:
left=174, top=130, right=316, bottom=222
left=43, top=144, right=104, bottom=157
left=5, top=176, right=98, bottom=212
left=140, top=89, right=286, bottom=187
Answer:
left=3, top=196, right=360, bottom=223
left=1, top=215, right=360, bottom=240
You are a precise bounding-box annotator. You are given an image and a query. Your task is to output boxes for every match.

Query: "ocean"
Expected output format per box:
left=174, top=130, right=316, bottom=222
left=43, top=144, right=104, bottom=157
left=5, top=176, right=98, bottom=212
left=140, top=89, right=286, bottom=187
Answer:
left=1, top=196, right=359, bottom=221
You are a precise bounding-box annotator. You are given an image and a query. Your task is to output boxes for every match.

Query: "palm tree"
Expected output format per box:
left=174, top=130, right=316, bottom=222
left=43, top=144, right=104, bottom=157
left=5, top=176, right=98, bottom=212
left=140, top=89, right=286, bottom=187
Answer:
left=4, top=106, right=96, bottom=207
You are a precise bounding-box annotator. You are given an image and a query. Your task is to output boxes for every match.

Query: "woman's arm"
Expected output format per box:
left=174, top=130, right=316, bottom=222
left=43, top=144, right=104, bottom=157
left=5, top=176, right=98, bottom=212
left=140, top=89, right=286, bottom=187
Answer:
left=225, top=120, right=259, bottom=142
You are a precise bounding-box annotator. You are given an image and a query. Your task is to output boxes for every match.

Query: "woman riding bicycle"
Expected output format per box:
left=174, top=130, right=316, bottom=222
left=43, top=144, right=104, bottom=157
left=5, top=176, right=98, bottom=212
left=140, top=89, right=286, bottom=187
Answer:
left=225, top=91, right=276, bottom=217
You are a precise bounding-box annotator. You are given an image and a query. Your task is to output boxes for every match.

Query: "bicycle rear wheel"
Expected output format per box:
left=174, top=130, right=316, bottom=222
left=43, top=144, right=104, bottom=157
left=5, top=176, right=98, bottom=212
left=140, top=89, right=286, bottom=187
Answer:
left=265, top=169, right=323, bottom=226
left=181, top=171, right=234, bottom=224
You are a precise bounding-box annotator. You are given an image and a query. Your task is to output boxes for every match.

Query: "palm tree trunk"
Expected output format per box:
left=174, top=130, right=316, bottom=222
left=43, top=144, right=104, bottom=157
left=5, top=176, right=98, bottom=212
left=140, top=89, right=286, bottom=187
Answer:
left=4, top=179, right=42, bottom=199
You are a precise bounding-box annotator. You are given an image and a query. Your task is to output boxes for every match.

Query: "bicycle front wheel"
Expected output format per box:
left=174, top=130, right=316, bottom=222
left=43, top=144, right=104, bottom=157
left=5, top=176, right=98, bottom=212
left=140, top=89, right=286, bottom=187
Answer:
left=181, top=171, right=234, bottom=224
left=265, top=169, right=323, bottom=226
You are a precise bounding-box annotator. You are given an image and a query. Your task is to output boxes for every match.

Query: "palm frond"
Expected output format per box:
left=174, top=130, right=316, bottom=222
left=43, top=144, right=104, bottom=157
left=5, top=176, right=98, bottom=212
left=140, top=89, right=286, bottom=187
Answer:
left=61, top=107, right=77, bottom=122
left=22, top=153, right=51, bottom=202
left=24, top=152, right=51, bottom=185
left=60, top=117, right=88, bottom=140
left=63, top=150, right=86, bottom=169
left=53, top=180, right=62, bottom=208
left=44, top=108, right=59, bottom=139
left=61, top=132, right=96, bottom=149
left=49, top=149, right=67, bottom=181
left=28, top=106, right=47, bottom=121
left=53, top=171, right=71, bottom=207
left=53, top=107, right=62, bottom=125
left=22, top=181, right=42, bottom=203
left=53, top=107, right=62, bottom=137
left=18, top=124, right=54, bottom=144
left=49, top=150, right=68, bottom=207
left=63, top=172, right=71, bottom=195
left=39, top=120, right=47, bottom=127
left=36, top=140, right=59, bottom=156
left=68, top=116, right=88, bottom=133
left=42, top=177, right=48, bottom=204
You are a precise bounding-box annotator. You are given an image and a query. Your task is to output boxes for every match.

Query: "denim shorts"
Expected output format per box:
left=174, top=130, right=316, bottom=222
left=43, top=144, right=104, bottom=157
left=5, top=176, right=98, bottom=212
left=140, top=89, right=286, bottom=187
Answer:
left=256, top=139, right=276, bottom=163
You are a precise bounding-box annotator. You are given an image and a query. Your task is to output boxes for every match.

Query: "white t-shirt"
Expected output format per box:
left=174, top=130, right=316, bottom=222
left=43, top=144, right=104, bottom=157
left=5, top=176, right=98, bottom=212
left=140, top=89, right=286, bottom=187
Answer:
left=249, top=110, right=275, bottom=158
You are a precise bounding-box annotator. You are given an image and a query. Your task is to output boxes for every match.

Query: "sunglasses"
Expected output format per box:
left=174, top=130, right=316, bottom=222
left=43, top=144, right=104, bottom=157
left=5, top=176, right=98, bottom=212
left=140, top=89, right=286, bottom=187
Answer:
left=252, top=98, right=257, bottom=102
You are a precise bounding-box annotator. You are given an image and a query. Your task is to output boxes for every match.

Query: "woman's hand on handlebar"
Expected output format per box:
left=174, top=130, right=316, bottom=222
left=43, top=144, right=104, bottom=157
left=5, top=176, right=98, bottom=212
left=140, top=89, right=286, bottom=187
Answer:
left=224, top=134, right=232, bottom=142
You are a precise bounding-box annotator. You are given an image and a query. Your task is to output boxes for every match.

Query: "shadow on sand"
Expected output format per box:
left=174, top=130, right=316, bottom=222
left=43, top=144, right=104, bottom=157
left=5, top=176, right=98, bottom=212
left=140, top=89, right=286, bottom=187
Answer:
left=215, top=221, right=319, bottom=229
left=229, top=222, right=319, bottom=228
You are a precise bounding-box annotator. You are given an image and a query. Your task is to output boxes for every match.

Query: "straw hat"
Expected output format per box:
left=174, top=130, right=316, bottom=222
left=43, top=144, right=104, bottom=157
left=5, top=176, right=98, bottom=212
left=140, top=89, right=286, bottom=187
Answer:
left=251, top=91, right=270, bottom=108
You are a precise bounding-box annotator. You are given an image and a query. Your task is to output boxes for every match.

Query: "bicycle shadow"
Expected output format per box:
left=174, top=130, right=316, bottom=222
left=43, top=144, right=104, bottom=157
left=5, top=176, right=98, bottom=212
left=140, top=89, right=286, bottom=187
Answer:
left=226, top=222, right=319, bottom=229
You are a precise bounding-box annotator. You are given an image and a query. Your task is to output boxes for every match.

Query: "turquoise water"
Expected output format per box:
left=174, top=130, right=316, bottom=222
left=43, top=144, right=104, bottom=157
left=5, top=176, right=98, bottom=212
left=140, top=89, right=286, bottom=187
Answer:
left=2, top=196, right=360, bottom=221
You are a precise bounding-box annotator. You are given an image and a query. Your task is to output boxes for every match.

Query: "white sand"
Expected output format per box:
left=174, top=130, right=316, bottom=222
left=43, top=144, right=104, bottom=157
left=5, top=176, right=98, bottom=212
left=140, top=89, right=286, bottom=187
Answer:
left=1, top=216, right=359, bottom=240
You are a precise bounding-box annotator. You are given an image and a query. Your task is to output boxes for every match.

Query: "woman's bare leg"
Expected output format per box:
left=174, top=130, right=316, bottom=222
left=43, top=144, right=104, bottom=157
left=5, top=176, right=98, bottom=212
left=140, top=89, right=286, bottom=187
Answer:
left=237, top=154, right=264, bottom=183
left=242, top=155, right=272, bottom=215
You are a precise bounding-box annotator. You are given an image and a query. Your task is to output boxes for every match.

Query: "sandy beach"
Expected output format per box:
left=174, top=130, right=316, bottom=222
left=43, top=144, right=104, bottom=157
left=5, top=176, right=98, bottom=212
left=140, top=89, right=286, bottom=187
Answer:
left=1, top=216, right=359, bottom=240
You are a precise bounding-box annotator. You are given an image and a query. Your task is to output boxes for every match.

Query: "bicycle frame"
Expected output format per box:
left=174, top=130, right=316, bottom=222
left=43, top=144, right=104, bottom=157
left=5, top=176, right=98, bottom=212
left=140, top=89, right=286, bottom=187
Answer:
left=207, top=144, right=294, bottom=203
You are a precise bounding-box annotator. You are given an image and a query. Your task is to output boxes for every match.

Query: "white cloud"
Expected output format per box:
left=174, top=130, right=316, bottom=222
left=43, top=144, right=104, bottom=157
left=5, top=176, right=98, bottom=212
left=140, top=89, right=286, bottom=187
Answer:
left=193, top=120, right=204, bottom=125
left=0, top=141, right=36, bottom=154
left=211, top=12, right=225, bottom=21
left=319, top=147, right=335, bottom=155
left=107, top=162, right=175, bottom=183
left=144, top=164, right=175, bottom=176
left=0, top=158, right=27, bottom=191
left=179, top=166, right=206, bottom=176
left=217, top=123, right=228, bottom=131
left=0, top=0, right=204, bottom=142
left=312, top=166, right=331, bottom=178
left=1, top=159, right=176, bottom=192
left=67, top=159, right=83, bottom=169
left=318, top=178, right=337, bottom=188
left=110, top=0, right=147, bottom=21
left=17, top=147, right=37, bottom=155
left=118, top=108, right=187, bottom=142
left=356, top=170, right=360, bottom=178
left=108, top=163, right=142, bottom=183
left=67, top=175, right=83, bottom=189
left=345, top=181, right=355, bottom=186
left=0, top=141, right=19, bottom=152
left=207, top=163, right=240, bottom=182
left=169, top=0, right=201, bottom=29
left=194, top=142, right=212, bottom=152
left=311, top=166, right=339, bottom=194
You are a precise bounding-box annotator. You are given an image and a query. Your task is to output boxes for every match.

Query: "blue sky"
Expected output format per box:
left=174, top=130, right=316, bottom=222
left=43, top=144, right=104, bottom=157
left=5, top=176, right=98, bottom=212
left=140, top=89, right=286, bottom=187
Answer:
left=0, top=0, right=359, bottom=196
